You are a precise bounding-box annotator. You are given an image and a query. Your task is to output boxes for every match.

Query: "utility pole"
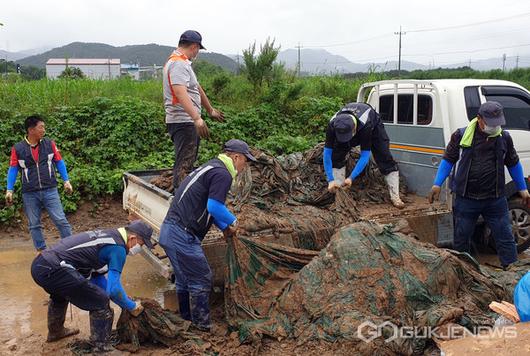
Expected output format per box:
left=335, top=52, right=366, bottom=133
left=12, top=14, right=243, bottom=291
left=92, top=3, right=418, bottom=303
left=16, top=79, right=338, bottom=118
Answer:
left=295, top=42, right=302, bottom=77
left=502, top=53, right=507, bottom=72
left=468, top=59, right=472, bottom=69
left=394, top=26, right=406, bottom=77
left=0, top=23, right=5, bottom=77
left=236, top=51, right=240, bottom=75
left=516, top=55, right=519, bottom=69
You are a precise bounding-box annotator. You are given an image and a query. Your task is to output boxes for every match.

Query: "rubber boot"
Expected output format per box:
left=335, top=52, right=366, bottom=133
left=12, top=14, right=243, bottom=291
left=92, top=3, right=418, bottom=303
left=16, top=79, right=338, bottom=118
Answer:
left=177, top=291, right=192, bottom=321
left=384, top=171, right=405, bottom=209
left=46, top=300, right=80, bottom=342
left=190, top=292, right=211, bottom=332
left=89, top=308, right=115, bottom=353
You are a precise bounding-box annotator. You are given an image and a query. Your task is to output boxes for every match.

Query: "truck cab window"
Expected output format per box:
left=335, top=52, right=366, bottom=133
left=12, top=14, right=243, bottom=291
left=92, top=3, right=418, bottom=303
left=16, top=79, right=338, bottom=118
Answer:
left=485, top=95, right=530, bottom=131
left=378, top=94, right=432, bottom=125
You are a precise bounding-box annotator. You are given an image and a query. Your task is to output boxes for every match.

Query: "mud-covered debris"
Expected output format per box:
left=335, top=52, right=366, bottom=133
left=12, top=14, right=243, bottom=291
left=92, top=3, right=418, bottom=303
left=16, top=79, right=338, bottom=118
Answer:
left=225, top=221, right=528, bottom=355
left=116, top=298, right=191, bottom=351
left=150, top=144, right=402, bottom=251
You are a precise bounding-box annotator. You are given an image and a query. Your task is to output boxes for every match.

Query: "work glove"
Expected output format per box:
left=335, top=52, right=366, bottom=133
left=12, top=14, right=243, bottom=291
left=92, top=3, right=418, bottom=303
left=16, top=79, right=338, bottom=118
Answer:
left=208, top=108, right=225, bottom=122
left=129, top=301, right=144, bottom=317
left=342, top=178, right=353, bottom=189
left=64, top=181, right=73, bottom=195
left=519, top=190, right=530, bottom=207
left=193, top=117, right=210, bottom=139
left=5, top=190, right=13, bottom=206
left=328, top=181, right=340, bottom=193
left=223, top=225, right=237, bottom=240
left=428, top=185, right=441, bottom=203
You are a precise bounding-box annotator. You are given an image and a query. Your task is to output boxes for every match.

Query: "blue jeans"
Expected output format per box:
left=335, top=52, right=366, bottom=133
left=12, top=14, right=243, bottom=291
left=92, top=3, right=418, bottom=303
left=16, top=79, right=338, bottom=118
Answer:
left=22, top=187, right=72, bottom=251
left=453, top=195, right=517, bottom=266
left=158, top=221, right=212, bottom=294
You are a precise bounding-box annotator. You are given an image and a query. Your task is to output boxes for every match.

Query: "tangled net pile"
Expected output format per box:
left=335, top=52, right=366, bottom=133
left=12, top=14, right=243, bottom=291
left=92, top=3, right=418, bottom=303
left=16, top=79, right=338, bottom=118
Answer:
left=224, top=221, right=529, bottom=354
left=152, top=143, right=399, bottom=250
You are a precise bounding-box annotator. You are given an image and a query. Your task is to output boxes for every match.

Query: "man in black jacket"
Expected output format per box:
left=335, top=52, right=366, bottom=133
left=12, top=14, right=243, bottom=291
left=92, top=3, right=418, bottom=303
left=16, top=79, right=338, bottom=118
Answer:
left=429, top=101, right=530, bottom=268
left=159, top=139, right=255, bottom=332
left=31, top=220, right=153, bottom=351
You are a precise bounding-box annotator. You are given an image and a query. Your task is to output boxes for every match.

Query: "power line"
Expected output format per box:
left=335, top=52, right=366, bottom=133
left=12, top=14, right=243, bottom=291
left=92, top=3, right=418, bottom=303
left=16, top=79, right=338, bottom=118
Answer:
left=407, top=11, right=530, bottom=33
left=288, top=11, right=530, bottom=51
left=406, top=43, right=530, bottom=57
left=293, top=34, right=393, bottom=49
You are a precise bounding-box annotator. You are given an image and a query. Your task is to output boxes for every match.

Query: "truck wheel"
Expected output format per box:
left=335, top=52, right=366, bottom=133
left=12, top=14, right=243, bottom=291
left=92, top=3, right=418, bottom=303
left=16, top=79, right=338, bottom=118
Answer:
left=509, top=199, right=530, bottom=253
left=485, top=199, right=530, bottom=253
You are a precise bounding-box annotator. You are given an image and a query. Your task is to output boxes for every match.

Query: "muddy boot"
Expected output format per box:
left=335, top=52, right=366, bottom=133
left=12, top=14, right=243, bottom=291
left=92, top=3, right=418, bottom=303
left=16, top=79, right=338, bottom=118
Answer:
left=385, top=171, right=405, bottom=209
left=190, top=292, right=211, bottom=332
left=177, top=291, right=192, bottom=321
left=89, top=308, right=115, bottom=353
left=46, top=300, right=80, bottom=342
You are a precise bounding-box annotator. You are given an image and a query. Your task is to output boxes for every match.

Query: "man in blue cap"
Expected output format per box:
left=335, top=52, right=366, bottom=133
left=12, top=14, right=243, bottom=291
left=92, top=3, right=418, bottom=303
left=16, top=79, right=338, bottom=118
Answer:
left=31, top=220, right=153, bottom=351
left=159, top=139, right=256, bottom=332
left=428, top=101, right=530, bottom=269
left=163, top=30, right=225, bottom=191
left=323, top=102, right=405, bottom=208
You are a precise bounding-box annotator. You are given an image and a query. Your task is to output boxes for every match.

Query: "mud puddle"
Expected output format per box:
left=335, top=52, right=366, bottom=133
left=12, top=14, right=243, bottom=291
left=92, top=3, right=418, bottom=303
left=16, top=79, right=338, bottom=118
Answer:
left=0, top=238, right=172, bottom=349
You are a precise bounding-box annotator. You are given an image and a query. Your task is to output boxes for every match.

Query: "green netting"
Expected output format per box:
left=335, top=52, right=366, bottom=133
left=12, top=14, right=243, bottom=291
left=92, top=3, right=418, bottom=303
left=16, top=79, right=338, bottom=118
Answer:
left=225, top=221, right=528, bottom=354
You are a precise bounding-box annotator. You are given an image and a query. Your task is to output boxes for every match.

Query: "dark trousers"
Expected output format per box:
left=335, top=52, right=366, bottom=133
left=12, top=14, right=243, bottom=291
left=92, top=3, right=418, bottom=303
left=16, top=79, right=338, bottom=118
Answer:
left=158, top=221, right=212, bottom=294
left=453, top=195, right=517, bottom=266
left=167, top=123, right=199, bottom=190
left=371, top=123, right=398, bottom=175
left=31, top=255, right=110, bottom=311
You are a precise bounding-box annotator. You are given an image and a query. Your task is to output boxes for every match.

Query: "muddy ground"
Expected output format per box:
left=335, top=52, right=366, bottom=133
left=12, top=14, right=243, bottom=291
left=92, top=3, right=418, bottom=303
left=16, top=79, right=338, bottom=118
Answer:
left=1, top=198, right=529, bottom=355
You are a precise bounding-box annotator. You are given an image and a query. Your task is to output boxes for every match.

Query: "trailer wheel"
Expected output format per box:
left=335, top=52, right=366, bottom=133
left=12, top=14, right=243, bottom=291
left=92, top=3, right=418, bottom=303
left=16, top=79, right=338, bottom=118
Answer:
left=484, top=199, right=530, bottom=253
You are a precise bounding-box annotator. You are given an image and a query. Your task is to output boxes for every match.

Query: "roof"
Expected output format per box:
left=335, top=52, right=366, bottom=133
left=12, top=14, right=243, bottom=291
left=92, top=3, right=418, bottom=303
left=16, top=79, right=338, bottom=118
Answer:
left=363, top=79, right=528, bottom=93
left=46, top=58, right=120, bottom=65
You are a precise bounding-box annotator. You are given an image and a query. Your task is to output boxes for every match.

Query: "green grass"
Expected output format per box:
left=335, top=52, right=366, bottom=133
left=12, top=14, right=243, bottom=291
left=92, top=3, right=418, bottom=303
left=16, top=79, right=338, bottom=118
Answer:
left=0, top=66, right=529, bottom=223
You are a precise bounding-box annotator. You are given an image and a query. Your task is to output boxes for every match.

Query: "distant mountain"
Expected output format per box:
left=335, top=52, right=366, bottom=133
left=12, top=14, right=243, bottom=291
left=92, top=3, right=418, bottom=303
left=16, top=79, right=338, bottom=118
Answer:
left=277, top=48, right=365, bottom=74
left=273, top=49, right=428, bottom=74
left=0, top=50, right=25, bottom=61
left=16, top=42, right=238, bottom=72
left=245, top=48, right=530, bottom=74
left=0, top=47, right=51, bottom=61
left=447, top=55, right=530, bottom=71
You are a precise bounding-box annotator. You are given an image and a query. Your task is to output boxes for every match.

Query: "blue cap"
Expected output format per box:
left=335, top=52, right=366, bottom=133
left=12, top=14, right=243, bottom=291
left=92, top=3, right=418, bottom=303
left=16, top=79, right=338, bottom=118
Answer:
left=126, top=220, right=154, bottom=249
left=223, top=139, right=256, bottom=162
left=478, top=101, right=505, bottom=126
left=333, top=114, right=355, bottom=143
left=180, top=30, right=205, bottom=50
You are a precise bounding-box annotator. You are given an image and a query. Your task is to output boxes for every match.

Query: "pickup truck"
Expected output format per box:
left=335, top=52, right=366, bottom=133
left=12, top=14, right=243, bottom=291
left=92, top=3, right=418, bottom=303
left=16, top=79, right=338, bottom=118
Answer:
left=357, top=79, right=530, bottom=252
left=123, top=79, right=530, bottom=283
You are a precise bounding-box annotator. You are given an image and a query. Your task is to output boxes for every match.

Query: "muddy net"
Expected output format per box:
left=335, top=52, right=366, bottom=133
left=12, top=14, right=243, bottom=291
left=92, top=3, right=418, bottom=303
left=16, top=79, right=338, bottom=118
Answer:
left=152, top=143, right=401, bottom=250
left=224, top=221, right=529, bottom=354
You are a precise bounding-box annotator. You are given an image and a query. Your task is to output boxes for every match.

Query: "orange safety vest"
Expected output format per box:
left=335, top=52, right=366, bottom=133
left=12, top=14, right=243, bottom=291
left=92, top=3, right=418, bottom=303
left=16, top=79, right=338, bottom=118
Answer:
left=166, top=51, right=189, bottom=105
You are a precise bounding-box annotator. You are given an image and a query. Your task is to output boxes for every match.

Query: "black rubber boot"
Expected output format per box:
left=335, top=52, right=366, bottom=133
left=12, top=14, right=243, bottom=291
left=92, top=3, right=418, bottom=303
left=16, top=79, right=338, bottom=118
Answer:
left=190, top=291, right=211, bottom=332
left=46, top=300, right=80, bottom=342
left=177, top=291, right=191, bottom=321
left=89, top=308, right=115, bottom=352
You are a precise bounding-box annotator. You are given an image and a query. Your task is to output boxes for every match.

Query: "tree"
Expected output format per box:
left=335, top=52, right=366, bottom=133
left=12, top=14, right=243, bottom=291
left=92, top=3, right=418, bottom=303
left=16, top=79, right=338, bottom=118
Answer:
left=20, top=66, right=45, bottom=80
left=242, top=38, right=281, bottom=91
left=58, top=67, right=85, bottom=79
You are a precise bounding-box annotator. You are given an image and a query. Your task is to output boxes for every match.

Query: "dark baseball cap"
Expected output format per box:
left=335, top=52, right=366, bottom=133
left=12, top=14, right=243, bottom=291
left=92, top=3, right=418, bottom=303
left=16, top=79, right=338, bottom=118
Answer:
left=333, top=113, right=355, bottom=143
left=223, top=139, right=256, bottom=161
left=126, top=220, right=154, bottom=249
left=478, top=101, right=505, bottom=126
left=180, top=30, right=205, bottom=50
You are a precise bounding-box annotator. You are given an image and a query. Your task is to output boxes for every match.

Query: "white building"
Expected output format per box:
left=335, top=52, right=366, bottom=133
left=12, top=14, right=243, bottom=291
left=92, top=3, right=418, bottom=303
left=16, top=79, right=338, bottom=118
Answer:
left=46, top=58, right=121, bottom=80
left=121, top=63, right=140, bottom=80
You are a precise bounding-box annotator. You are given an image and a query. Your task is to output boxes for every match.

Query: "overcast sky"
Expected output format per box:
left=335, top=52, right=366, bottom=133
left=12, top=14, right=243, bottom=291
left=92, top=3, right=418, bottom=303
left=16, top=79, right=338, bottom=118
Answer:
left=2, top=0, right=530, bottom=66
